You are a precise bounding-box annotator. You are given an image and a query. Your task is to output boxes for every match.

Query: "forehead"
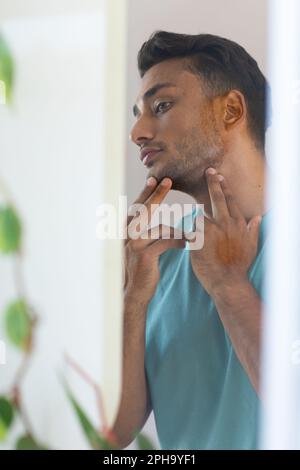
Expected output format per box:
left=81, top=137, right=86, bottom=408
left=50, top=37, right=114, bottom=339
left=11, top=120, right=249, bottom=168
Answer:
left=135, top=58, right=202, bottom=103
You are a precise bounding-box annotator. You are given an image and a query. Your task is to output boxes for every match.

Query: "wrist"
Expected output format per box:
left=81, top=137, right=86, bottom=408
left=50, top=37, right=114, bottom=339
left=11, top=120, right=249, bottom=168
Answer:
left=124, top=288, right=150, bottom=310
left=209, top=274, right=250, bottom=301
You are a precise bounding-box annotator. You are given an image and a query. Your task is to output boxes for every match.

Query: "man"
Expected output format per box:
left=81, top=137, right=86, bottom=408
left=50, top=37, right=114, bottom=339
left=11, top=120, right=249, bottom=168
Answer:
left=113, top=31, right=270, bottom=450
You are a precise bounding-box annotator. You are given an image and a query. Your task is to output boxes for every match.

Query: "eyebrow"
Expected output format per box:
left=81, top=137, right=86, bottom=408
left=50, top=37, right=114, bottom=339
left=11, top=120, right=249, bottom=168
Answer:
left=133, top=82, right=177, bottom=117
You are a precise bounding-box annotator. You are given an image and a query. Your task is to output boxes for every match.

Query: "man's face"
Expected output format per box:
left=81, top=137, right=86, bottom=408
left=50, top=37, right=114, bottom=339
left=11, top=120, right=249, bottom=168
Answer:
left=130, top=58, right=226, bottom=195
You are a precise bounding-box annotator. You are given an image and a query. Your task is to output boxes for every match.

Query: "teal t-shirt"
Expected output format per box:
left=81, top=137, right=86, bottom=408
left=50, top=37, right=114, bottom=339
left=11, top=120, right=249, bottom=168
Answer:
left=145, top=207, right=268, bottom=450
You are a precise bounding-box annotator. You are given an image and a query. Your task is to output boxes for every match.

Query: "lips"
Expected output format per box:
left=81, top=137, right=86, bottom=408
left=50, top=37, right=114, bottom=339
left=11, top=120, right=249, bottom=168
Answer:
left=140, top=148, right=162, bottom=166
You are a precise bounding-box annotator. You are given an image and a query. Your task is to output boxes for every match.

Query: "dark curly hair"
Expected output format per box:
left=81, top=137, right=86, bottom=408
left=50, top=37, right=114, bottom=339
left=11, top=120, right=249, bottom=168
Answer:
left=137, top=31, right=271, bottom=152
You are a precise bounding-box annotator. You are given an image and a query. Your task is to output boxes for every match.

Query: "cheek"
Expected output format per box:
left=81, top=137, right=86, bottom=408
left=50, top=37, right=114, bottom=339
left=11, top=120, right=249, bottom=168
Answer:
left=165, top=121, right=196, bottom=150
left=160, top=118, right=181, bottom=136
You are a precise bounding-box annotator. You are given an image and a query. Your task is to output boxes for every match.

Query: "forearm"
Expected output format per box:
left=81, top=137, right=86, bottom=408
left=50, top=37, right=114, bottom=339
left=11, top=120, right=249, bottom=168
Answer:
left=111, top=295, right=151, bottom=448
left=211, top=278, right=262, bottom=395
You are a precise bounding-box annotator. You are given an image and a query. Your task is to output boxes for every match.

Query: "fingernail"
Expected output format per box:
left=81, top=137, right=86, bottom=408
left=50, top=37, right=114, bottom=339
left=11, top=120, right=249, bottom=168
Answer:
left=217, top=174, right=224, bottom=182
left=147, top=176, right=156, bottom=187
left=206, top=167, right=216, bottom=175
left=161, top=178, right=172, bottom=187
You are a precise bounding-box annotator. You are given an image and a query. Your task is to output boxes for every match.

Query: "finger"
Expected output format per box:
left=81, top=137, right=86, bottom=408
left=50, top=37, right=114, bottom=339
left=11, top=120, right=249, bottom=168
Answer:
left=206, top=168, right=229, bottom=222
left=129, top=224, right=186, bottom=249
left=247, top=215, right=262, bottom=235
left=219, top=176, right=243, bottom=220
left=146, top=237, right=186, bottom=257
left=247, top=216, right=262, bottom=256
left=124, top=177, right=159, bottom=246
left=127, top=177, right=173, bottom=241
left=126, top=176, right=158, bottom=227
left=143, top=177, right=173, bottom=220
left=146, top=224, right=187, bottom=246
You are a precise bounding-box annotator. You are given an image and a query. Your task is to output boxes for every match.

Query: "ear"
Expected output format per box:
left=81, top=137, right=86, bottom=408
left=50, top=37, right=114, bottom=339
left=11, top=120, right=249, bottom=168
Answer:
left=223, top=90, right=246, bottom=129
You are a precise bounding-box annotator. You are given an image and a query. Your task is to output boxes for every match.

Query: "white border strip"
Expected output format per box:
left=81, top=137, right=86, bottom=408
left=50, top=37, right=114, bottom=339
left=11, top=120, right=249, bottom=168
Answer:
left=101, top=0, right=127, bottom=427
left=261, top=0, right=300, bottom=450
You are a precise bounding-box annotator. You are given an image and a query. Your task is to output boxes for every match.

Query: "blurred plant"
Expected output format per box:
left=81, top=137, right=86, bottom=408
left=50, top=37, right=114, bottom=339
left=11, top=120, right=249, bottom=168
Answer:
left=63, top=354, right=154, bottom=450
left=0, top=33, right=155, bottom=451
left=0, top=33, right=13, bottom=104
left=0, top=200, right=45, bottom=448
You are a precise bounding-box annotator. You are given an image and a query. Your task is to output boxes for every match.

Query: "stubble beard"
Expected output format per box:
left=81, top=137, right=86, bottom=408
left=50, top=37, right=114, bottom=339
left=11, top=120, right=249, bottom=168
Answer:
left=167, top=125, right=225, bottom=195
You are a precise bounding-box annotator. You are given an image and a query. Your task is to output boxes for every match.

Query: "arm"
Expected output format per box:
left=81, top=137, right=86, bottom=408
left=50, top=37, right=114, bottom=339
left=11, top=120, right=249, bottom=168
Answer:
left=111, top=295, right=152, bottom=449
left=112, top=176, right=186, bottom=448
left=189, top=168, right=263, bottom=395
left=211, top=277, right=262, bottom=394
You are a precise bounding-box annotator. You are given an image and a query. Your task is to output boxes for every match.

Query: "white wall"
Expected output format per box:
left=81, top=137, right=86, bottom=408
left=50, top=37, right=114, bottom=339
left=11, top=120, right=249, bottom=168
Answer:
left=0, top=0, right=126, bottom=450
left=125, top=0, right=268, bottom=448
left=0, top=0, right=268, bottom=451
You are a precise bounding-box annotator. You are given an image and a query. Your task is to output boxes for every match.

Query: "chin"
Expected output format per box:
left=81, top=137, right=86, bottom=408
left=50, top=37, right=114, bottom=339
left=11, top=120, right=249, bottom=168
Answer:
left=148, top=162, right=200, bottom=192
left=147, top=165, right=168, bottom=184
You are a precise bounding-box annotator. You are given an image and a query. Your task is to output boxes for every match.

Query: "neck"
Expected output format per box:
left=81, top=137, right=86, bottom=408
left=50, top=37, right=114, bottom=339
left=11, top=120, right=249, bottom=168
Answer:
left=191, top=138, right=268, bottom=223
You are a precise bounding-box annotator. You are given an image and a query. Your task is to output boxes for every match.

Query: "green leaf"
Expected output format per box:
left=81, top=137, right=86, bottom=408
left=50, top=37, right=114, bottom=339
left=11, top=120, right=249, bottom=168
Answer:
left=135, top=432, right=155, bottom=450
left=0, top=34, right=14, bottom=103
left=63, top=383, right=117, bottom=450
left=16, top=434, right=48, bottom=450
left=0, top=205, right=22, bottom=254
left=0, top=420, right=7, bottom=441
left=4, top=299, right=32, bottom=350
left=0, top=396, right=15, bottom=441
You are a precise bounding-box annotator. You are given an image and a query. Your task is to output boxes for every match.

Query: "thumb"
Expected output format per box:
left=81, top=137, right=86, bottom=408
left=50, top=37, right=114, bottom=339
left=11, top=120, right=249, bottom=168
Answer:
left=247, top=215, right=262, bottom=234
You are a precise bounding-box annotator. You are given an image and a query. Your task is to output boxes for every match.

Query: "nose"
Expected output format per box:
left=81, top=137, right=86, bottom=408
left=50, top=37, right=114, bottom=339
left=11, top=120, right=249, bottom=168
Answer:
left=129, top=116, right=156, bottom=146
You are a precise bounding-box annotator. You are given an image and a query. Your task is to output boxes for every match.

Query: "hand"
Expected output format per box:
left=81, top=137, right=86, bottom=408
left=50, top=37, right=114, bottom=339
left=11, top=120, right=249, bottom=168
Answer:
left=124, top=177, right=186, bottom=305
left=189, top=168, right=262, bottom=296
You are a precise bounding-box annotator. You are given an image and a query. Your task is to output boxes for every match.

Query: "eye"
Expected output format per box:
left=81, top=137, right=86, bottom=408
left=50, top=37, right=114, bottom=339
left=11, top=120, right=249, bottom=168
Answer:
left=154, top=101, right=172, bottom=114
